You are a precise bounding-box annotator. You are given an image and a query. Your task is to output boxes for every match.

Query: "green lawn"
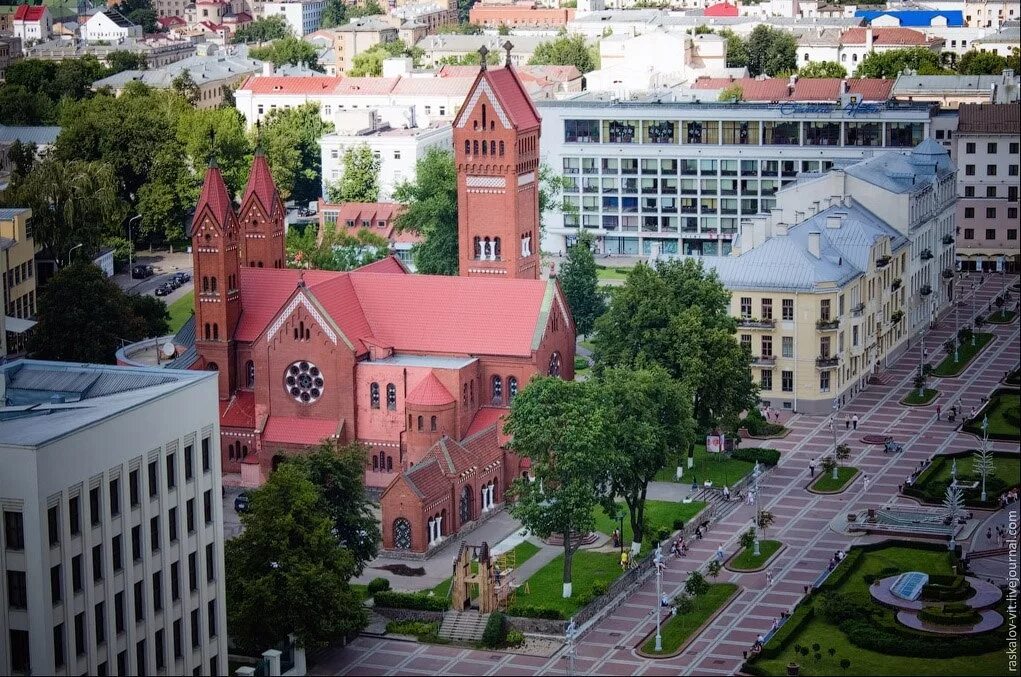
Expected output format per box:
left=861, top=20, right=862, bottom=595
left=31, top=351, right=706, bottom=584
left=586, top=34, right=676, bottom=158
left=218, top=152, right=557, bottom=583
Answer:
left=427, top=540, right=540, bottom=600
left=908, top=451, right=1020, bottom=507
left=168, top=290, right=195, bottom=333
left=595, top=265, right=630, bottom=281
left=986, top=309, right=1017, bottom=324
left=752, top=545, right=1008, bottom=675
left=810, top=467, right=859, bottom=493
left=963, top=390, right=1020, bottom=439
left=931, top=332, right=994, bottom=377
left=592, top=500, right=706, bottom=552
left=350, top=584, right=368, bottom=601
left=641, top=583, right=738, bottom=654
left=655, top=444, right=756, bottom=486
left=510, top=550, right=622, bottom=617
left=900, top=388, right=939, bottom=405
left=578, top=338, right=596, bottom=353
left=728, top=540, right=782, bottom=571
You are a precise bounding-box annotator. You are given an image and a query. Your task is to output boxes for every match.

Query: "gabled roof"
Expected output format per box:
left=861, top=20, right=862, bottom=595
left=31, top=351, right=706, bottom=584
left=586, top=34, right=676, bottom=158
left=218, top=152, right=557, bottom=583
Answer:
left=191, top=164, right=234, bottom=234
left=406, top=372, right=455, bottom=407
left=432, top=436, right=475, bottom=476
left=220, top=390, right=255, bottom=429
left=14, top=4, right=48, bottom=21
left=854, top=10, right=964, bottom=28
left=483, top=65, right=541, bottom=131
left=401, top=457, right=449, bottom=501
left=466, top=406, right=507, bottom=437
left=958, top=103, right=1021, bottom=134
left=839, top=27, right=931, bottom=45
left=241, top=152, right=280, bottom=217
left=262, top=416, right=341, bottom=445
left=691, top=77, right=893, bottom=102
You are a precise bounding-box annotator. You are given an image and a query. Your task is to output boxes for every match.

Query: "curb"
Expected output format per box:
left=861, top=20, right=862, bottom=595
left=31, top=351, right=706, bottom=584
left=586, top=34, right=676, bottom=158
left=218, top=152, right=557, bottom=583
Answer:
left=898, top=390, right=940, bottom=407
left=633, top=585, right=741, bottom=659
left=929, top=334, right=997, bottom=379
left=724, top=542, right=786, bottom=573
left=806, top=468, right=861, bottom=495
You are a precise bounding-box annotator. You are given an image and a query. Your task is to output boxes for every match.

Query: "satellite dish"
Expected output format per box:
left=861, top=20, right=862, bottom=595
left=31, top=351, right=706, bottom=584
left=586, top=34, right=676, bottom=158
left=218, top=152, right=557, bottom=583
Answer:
left=162, top=342, right=176, bottom=358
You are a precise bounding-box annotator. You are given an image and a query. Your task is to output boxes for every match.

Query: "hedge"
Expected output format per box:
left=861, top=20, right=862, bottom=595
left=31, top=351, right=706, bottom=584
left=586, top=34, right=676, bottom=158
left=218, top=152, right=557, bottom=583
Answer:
left=367, top=577, right=391, bottom=595
left=918, top=605, right=981, bottom=626
left=481, top=611, right=507, bottom=648
left=374, top=590, right=449, bottom=612
left=759, top=605, right=815, bottom=659
left=506, top=604, right=564, bottom=620
left=841, top=618, right=1000, bottom=657
left=732, top=447, right=781, bottom=467
left=817, top=549, right=863, bottom=591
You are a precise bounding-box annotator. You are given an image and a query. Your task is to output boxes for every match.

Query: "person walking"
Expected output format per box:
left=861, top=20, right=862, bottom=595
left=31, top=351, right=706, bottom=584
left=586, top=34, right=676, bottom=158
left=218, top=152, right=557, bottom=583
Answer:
left=844, top=414, right=851, bottom=430
left=809, top=459, right=817, bottom=478
left=766, top=569, right=774, bottom=587
left=936, top=403, right=942, bottom=420
left=716, top=544, right=725, bottom=562
left=852, top=414, right=859, bottom=430
left=863, top=475, right=869, bottom=493
left=620, top=549, right=629, bottom=571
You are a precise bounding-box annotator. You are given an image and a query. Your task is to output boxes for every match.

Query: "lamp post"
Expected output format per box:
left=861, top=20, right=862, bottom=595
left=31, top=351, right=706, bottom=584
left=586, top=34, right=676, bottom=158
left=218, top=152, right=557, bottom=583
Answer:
left=67, top=243, right=83, bottom=266
left=752, top=461, right=762, bottom=557
left=954, top=287, right=959, bottom=363
left=980, top=416, right=990, bottom=502
left=617, top=509, right=625, bottom=558
left=565, top=617, right=577, bottom=676
left=653, top=545, right=663, bottom=653
left=128, top=214, right=142, bottom=275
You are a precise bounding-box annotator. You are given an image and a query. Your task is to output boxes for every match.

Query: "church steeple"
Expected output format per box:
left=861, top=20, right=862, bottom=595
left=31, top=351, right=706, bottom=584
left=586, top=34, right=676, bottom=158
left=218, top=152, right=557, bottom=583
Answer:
left=238, top=147, right=286, bottom=270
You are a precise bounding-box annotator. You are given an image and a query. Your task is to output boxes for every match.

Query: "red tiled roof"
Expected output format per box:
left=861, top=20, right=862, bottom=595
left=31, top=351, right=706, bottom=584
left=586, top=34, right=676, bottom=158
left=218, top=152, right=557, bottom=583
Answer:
left=839, top=27, right=929, bottom=45
left=158, top=16, right=187, bottom=27
left=705, top=2, right=739, bottom=17
left=485, top=66, right=541, bottom=130
left=262, top=416, right=341, bottom=445
left=466, top=406, right=508, bottom=437
left=192, top=165, right=234, bottom=233
left=14, top=5, right=47, bottom=21
left=848, top=78, right=894, bottom=101
left=406, top=372, right=455, bottom=406
left=390, top=76, right=475, bottom=97
left=401, top=458, right=449, bottom=501
left=432, top=436, right=475, bottom=475
left=239, top=76, right=344, bottom=94
left=220, top=391, right=256, bottom=429
left=354, top=255, right=408, bottom=274
left=333, top=77, right=399, bottom=95
left=306, top=274, right=374, bottom=352
left=242, top=152, right=280, bottom=217
left=691, top=76, right=893, bottom=102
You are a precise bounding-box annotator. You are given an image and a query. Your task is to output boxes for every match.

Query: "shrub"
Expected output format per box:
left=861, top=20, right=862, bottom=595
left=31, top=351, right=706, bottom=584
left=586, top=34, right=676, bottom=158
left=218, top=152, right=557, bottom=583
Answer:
left=818, top=550, right=863, bottom=591
left=506, top=604, right=564, bottom=619
left=374, top=590, right=449, bottom=611
left=685, top=570, right=709, bottom=597
left=742, top=411, right=786, bottom=437
left=672, top=519, right=686, bottom=530
left=739, top=528, right=756, bottom=550
left=841, top=618, right=1000, bottom=657
left=386, top=620, right=438, bottom=637
left=574, top=356, right=589, bottom=371
left=732, top=447, right=781, bottom=466
left=673, top=595, right=695, bottom=614
left=505, top=629, right=525, bottom=647
left=818, top=592, right=874, bottom=625
left=481, top=611, right=507, bottom=648
left=759, top=605, right=815, bottom=659
left=591, top=579, right=610, bottom=597
left=367, top=577, right=391, bottom=595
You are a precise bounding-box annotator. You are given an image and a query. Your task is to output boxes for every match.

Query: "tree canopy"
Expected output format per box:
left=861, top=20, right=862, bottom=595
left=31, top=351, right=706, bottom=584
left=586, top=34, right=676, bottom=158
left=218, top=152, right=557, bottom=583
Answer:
left=854, top=47, right=947, bottom=78
left=558, top=231, right=605, bottom=337
left=348, top=40, right=423, bottom=76
left=327, top=144, right=381, bottom=203
left=231, top=15, right=290, bottom=44
left=528, top=35, right=596, bottom=73
left=744, top=25, right=798, bottom=77
left=957, top=50, right=1009, bottom=75
left=286, top=224, right=389, bottom=271
left=249, top=37, right=324, bottom=72
left=393, top=148, right=459, bottom=275
left=799, top=60, right=847, bottom=78
left=258, top=102, right=335, bottom=204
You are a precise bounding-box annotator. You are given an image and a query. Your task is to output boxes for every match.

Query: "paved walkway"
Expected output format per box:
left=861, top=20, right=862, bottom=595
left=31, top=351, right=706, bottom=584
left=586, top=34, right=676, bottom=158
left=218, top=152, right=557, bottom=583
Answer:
left=311, top=274, right=1019, bottom=676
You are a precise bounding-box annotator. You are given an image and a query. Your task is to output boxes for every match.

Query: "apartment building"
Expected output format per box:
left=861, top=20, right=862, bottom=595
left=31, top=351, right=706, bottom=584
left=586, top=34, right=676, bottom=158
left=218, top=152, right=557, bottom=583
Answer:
left=28, top=37, right=195, bottom=68
left=332, top=17, right=398, bottom=74
left=536, top=79, right=933, bottom=256
left=262, top=0, right=326, bottom=36
left=0, top=360, right=227, bottom=677
left=950, top=102, right=1020, bottom=272
left=892, top=70, right=1021, bottom=108
left=692, top=140, right=956, bottom=413
left=0, top=208, right=37, bottom=322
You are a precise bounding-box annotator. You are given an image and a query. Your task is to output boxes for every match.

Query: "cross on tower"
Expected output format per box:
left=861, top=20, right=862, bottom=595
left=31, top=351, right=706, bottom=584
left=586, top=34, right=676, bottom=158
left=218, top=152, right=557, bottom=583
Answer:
left=503, top=41, right=514, bottom=67
left=478, top=45, right=489, bottom=71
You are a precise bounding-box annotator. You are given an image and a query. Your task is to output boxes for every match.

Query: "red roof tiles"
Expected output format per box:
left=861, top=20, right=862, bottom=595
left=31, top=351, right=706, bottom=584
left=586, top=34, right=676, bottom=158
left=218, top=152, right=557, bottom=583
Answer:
left=220, top=391, right=256, bottom=429
left=354, top=256, right=408, bottom=274
left=406, top=372, right=455, bottom=406
left=839, top=27, right=930, bottom=45
left=242, top=152, right=280, bottom=217
left=239, top=76, right=343, bottom=94
left=692, top=76, right=893, bottom=102
left=466, top=406, right=507, bottom=437
left=705, top=2, right=739, bottom=17
left=14, top=5, right=47, bottom=21
left=192, top=165, right=234, bottom=233
left=484, top=66, right=541, bottom=131
left=402, top=458, right=449, bottom=501
left=262, top=416, right=341, bottom=445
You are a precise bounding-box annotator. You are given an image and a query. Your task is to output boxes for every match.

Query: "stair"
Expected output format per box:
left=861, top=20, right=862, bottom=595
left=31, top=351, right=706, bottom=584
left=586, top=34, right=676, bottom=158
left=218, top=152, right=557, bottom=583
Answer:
left=437, top=610, right=490, bottom=644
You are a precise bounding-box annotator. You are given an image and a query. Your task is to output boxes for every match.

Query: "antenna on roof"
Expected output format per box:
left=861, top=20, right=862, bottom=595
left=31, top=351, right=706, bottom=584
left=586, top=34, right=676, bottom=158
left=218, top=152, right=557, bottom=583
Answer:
left=503, top=41, right=514, bottom=67
left=478, top=45, right=489, bottom=72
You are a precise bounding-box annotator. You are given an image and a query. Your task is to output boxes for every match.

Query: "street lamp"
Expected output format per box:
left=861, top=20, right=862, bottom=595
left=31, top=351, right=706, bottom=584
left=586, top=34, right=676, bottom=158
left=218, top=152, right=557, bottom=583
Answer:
left=565, top=617, right=578, bottom=676
left=653, top=545, right=663, bottom=652
left=954, top=287, right=959, bottom=363
left=980, top=415, right=990, bottom=502
left=128, top=214, right=142, bottom=274
left=752, top=461, right=762, bottom=557
left=67, top=243, right=83, bottom=266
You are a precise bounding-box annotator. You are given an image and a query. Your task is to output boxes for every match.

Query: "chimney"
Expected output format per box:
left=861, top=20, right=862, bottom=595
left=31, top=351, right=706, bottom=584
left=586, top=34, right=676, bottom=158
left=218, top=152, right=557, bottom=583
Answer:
left=262, top=61, right=274, bottom=76
left=794, top=209, right=805, bottom=223
left=826, top=214, right=843, bottom=229
left=831, top=194, right=842, bottom=208
left=866, top=26, right=874, bottom=51
left=808, top=231, right=821, bottom=258
left=775, top=222, right=789, bottom=236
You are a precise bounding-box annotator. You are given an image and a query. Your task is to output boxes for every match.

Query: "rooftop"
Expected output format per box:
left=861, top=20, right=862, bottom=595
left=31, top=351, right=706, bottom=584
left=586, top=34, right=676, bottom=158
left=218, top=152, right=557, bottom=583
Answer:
left=0, top=208, right=31, bottom=221
left=0, top=124, right=62, bottom=146
left=957, top=102, right=1021, bottom=134
left=93, top=52, right=263, bottom=89
left=0, top=360, right=215, bottom=448
left=892, top=72, right=1020, bottom=96
left=839, top=27, right=934, bottom=46
left=854, top=10, right=964, bottom=27
left=844, top=138, right=954, bottom=194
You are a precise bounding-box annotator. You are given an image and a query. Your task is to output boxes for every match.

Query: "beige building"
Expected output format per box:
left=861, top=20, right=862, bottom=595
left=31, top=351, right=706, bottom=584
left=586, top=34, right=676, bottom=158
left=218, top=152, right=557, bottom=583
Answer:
left=0, top=208, right=37, bottom=322
left=332, top=17, right=398, bottom=73
left=693, top=140, right=956, bottom=414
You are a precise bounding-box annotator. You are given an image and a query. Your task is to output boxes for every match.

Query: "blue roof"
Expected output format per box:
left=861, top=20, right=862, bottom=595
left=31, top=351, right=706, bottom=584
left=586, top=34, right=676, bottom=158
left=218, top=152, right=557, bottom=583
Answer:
left=0, top=208, right=31, bottom=221
left=0, top=124, right=61, bottom=146
left=854, top=10, right=964, bottom=27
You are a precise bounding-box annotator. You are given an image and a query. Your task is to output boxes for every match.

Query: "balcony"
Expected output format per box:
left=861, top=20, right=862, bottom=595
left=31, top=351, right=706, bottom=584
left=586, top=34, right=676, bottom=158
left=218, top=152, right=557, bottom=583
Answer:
left=752, top=355, right=777, bottom=366
left=737, top=318, right=776, bottom=329
left=920, top=285, right=933, bottom=296
left=920, top=249, right=934, bottom=261
left=816, top=318, right=840, bottom=331
left=891, top=278, right=902, bottom=292
left=850, top=303, right=866, bottom=317
left=816, top=355, right=840, bottom=368
left=941, top=268, right=954, bottom=280
left=942, top=234, right=955, bottom=245
left=891, top=310, right=905, bottom=324
left=875, top=256, right=891, bottom=269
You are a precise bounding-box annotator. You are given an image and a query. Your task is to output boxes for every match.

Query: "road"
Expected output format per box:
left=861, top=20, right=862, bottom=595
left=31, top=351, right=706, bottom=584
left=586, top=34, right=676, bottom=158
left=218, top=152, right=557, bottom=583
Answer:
left=307, top=273, right=1019, bottom=676
left=111, top=249, right=194, bottom=306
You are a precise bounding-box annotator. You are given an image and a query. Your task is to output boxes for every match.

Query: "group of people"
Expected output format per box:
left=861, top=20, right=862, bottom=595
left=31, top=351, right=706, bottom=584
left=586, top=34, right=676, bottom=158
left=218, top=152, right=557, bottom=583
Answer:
left=750, top=610, right=794, bottom=655
left=986, top=525, right=1012, bottom=548
left=843, top=414, right=860, bottom=430
left=761, top=406, right=783, bottom=423
left=669, top=536, right=689, bottom=558
left=827, top=550, right=847, bottom=572
left=999, top=488, right=1019, bottom=508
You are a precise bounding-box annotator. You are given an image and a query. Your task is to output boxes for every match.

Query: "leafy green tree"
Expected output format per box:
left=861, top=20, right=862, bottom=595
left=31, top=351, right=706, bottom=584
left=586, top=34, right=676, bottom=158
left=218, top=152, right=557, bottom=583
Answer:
left=528, top=35, right=595, bottom=73
left=685, top=570, right=709, bottom=597
left=718, top=84, right=743, bottom=102
left=258, top=102, right=334, bottom=203
left=4, top=141, right=37, bottom=181
left=127, top=294, right=171, bottom=338
left=225, top=462, right=366, bottom=654
left=126, top=8, right=158, bottom=33
left=438, top=21, right=483, bottom=35
left=1009, top=47, right=1020, bottom=73
left=231, top=15, right=290, bottom=44
left=745, top=25, right=797, bottom=77
left=286, top=443, right=381, bottom=575
left=0, top=84, right=56, bottom=124
left=719, top=29, right=748, bottom=69
left=706, top=558, right=722, bottom=580
left=855, top=47, right=947, bottom=78
left=799, top=61, right=847, bottom=78
left=592, top=260, right=757, bottom=437
left=498, top=23, right=510, bottom=36
left=438, top=49, right=501, bottom=66
left=506, top=377, right=609, bottom=598
left=28, top=263, right=147, bottom=363
left=105, top=50, right=149, bottom=74
left=457, top=0, right=477, bottom=23
left=320, top=0, right=348, bottom=28
left=286, top=225, right=389, bottom=271
left=348, top=39, right=423, bottom=76
left=598, top=367, right=693, bottom=552
left=558, top=231, right=604, bottom=337
left=393, top=148, right=458, bottom=275
left=171, top=71, right=200, bottom=104
left=349, top=0, right=384, bottom=17
left=249, top=37, right=323, bottom=71
left=327, top=144, right=381, bottom=203
left=957, top=50, right=1008, bottom=75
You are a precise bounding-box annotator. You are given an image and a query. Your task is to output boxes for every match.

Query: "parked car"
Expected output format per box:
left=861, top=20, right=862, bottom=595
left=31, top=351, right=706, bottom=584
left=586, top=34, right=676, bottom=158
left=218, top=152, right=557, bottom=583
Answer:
left=165, top=277, right=181, bottom=290
left=131, top=264, right=154, bottom=279
left=172, top=271, right=191, bottom=284
left=154, top=283, right=173, bottom=296
left=234, top=492, right=250, bottom=513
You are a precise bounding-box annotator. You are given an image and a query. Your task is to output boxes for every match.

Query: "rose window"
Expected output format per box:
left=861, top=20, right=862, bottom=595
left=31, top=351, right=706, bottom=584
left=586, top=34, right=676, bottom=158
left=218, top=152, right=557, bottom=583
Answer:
left=284, top=361, right=324, bottom=404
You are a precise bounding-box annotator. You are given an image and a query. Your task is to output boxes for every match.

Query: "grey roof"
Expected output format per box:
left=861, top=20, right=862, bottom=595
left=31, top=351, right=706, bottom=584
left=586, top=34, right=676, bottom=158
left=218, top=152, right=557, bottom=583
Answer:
left=892, top=72, right=1019, bottom=95
left=701, top=201, right=907, bottom=292
left=844, top=139, right=954, bottom=194
left=973, top=24, right=1020, bottom=43
left=0, top=208, right=31, bottom=221
left=0, top=124, right=61, bottom=146
left=98, top=7, right=137, bottom=29
left=93, top=52, right=263, bottom=90
left=369, top=354, right=477, bottom=369
left=417, top=34, right=547, bottom=52
left=0, top=360, right=214, bottom=447
left=0, top=237, right=15, bottom=252
left=174, top=315, right=196, bottom=350
left=570, top=9, right=860, bottom=28
left=335, top=17, right=396, bottom=32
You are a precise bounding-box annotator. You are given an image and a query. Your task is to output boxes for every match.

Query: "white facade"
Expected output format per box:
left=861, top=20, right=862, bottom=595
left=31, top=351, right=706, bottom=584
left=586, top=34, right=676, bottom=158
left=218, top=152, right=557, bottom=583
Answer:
left=81, top=11, right=144, bottom=43
left=589, top=31, right=729, bottom=93
left=262, top=0, right=326, bottom=37
left=12, top=8, right=52, bottom=45
left=0, top=361, right=227, bottom=677
left=321, top=118, right=453, bottom=200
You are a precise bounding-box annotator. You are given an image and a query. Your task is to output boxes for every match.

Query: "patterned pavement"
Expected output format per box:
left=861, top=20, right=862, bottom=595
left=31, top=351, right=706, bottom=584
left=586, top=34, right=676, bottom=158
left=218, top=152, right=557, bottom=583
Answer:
left=309, top=275, right=1020, bottom=676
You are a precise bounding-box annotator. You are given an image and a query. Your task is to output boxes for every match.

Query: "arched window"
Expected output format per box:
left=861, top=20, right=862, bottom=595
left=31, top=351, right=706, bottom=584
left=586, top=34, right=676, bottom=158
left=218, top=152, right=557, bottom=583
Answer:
left=474, top=236, right=481, bottom=259
left=548, top=352, right=562, bottom=377
left=490, top=140, right=496, bottom=155
left=473, top=140, right=479, bottom=155
left=482, top=139, right=488, bottom=155
left=202, top=276, right=209, bottom=292
left=463, top=383, right=468, bottom=406
left=386, top=383, right=397, bottom=411
left=246, top=361, right=255, bottom=388
left=417, top=415, right=423, bottom=431
left=242, top=445, right=248, bottom=458
left=459, top=485, right=473, bottom=525
left=207, top=362, right=218, bottom=371
left=212, top=324, right=219, bottom=341
left=499, top=141, right=505, bottom=156
left=469, top=380, right=474, bottom=405
left=258, top=262, right=263, bottom=268
left=492, top=375, right=503, bottom=404
left=211, top=277, right=217, bottom=292
left=508, top=376, right=518, bottom=400
left=372, top=456, right=379, bottom=471
left=430, top=415, right=437, bottom=432
left=464, top=139, right=470, bottom=154
left=493, top=237, right=501, bottom=259
left=228, top=443, right=235, bottom=460
left=481, top=103, right=487, bottom=128
left=204, top=323, right=211, bottom=340
left=386, top=455, right=393, bottom=471
left=370, top=383, right=380, bottom=409
left=392, top=518, right=412, bottom=550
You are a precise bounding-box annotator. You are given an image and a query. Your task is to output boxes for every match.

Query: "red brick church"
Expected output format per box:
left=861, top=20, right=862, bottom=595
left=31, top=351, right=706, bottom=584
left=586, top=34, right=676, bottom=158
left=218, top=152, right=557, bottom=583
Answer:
left=180, top=54, right=575, bottom=553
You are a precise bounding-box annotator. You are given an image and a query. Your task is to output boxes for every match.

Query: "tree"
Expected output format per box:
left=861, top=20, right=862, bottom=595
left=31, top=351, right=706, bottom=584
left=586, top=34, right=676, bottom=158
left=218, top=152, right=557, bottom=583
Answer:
left=126, top=8, right=158, bottom=33
left=972, top=446, right=995, bottom=502
left=820, top=455, right=837, bottom=478
left=438, top=21, right=483, bottom=35
left=855, top=47, right=947, bottom=78
left=528, top=35, right=595, bottom=73
left=745, top=25, right=797, bottom=77
left=756, top=510, right=774, bottom=539
left=706, top=559, right=722, bottom=580
left=259, top=103, right=334, bottom=203
left=684, top=570, right=709, bottom=597
left=348, top=40, right=423, bottom=76
left=592, top=260, right=757, bottom=437
left=105, top=50, right=149, bottom=74
left=719, top=29, right=748, bottom=69
left=286, top=224, right=389, bottom=271
left=320, top=0, right=348, bottom=29
left=0, top=85, right=56, bottom=125
left=287, top=443, right=381, bottom=575
left=328, top=144, right=381, bottom=203
left=2, top=157, right=122, bottom=267
left=834, top=444, right=851, bottom=478
left=171, top=71, right=200, bottom=105
left=558, top=231, right=605, bottom=337
left=498, top=23, right=510, bottom=36
left=28, top=263, right=148, bottom=363
left=799, top=61, right=847, bottom=78
left=599, top=367, right=693, bottom=554
left=438, top=50, right=501, bottom=67
left=957, top=50, right=1008, bottom=75
left=718, top=84, right=743, bottom=102
left=350, top=0, right=384, bottom=17
left=225, top=462, right=366, bottom=654
left=231, top=15, right=290, bottom=44
left=506, top=377, right=609, bottom=598
left=127, top=294, right=171, bottom=338
left=457, top=0, right=477, bottom=23
left=739, top=528, right=755, bottom=551
left=249, top=37, right=323, bottom=72
left=393, top=148, right=459, bottom=275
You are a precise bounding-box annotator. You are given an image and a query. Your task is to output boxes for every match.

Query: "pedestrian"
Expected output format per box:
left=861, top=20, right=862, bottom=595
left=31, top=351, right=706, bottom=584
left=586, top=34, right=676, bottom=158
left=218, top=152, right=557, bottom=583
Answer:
left=844, top=414, right=850, bottom=430
left=620, top=549, right=629, bottom=571
left=661, top=593, right=670, bottom=608
left=863, top=475, right=869, bottom=493
left=986, top=527, right=993, bottom=542
left=809, top=459, right=816, bottom=477
left=766, top=569, right=774, bottom=587
left=716, top=544, right=725, bottom=562
left=936, top=403, right=942, bottom=420
left=747, top=489, right=755, bottom=506
left=852, top=414, right=859, bottom=430
left=723, top=485, right=731, bottom=501
left=970, top=406, right=977, bottom=420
